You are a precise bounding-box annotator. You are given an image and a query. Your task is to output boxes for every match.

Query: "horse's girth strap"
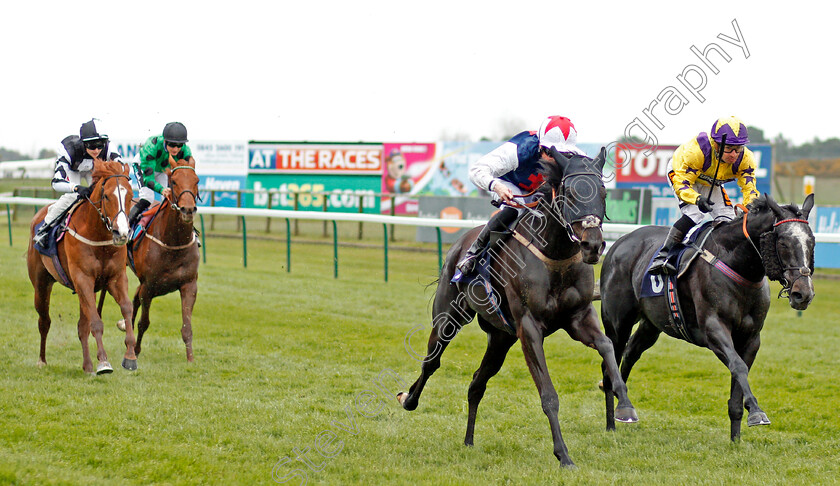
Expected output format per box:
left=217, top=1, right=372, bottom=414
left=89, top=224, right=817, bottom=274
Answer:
left=512, top=231, right=581, bottom=271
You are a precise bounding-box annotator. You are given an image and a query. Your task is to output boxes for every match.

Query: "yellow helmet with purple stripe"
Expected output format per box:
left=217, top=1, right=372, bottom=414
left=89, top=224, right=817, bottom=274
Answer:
left=710, top=116, right=749, bottom=145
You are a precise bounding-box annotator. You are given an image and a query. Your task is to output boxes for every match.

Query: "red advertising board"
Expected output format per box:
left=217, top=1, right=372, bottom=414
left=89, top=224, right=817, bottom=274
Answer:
left=614, top=143, right=679, bottom=184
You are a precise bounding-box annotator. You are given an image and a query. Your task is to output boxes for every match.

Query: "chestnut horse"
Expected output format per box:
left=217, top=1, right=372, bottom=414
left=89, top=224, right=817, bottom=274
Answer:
left=127, top=158, right=200, bottom=361
left=27, top=160, right=137, bottom=374
left=398, top=149, right=637, bottom=467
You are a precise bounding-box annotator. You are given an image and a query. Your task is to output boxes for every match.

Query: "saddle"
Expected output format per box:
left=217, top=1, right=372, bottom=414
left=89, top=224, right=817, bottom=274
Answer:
left=639, top=222, right=716, bottom=343
left=33, top=200, right=85, bottom=290
left=128, top=203, right=165, bottom=270
left=450, top=240, right=517, bottom=335
left=449, top=217, right=524, bottom=335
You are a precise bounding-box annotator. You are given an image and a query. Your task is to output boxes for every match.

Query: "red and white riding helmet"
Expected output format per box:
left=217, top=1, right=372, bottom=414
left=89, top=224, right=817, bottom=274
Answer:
left=538, top=116, right=585, bottom=156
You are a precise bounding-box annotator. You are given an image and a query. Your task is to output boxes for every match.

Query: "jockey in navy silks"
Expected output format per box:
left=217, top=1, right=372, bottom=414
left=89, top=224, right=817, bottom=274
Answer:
left=456, top=115, right=587, bottom=275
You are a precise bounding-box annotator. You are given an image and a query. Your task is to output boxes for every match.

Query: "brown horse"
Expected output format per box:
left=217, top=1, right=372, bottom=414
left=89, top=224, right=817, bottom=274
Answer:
left=27, top=160, right=137, bottom=374
left=127, top=158, right=200, bottom=362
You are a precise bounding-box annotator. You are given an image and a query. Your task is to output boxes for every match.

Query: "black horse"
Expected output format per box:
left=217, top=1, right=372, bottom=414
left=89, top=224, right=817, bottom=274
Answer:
left=599, top=193, right=815, bottom=441
left=398, top=148, right=637, bottom=467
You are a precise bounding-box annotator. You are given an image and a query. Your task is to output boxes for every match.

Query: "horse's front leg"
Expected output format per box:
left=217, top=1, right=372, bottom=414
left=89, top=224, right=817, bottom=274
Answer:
left=108, top=271, right=137, bottom=371
left=179, top=279, right=198, bottom=362
left=518, top=312, right=574, bottom=467
left=75, top=277, right=111, bottom=374
left=728, top=329, right=764, bottom=440
left=566, top=305, right=638, bottom=429
left=704, top=315, right=769, bottom=439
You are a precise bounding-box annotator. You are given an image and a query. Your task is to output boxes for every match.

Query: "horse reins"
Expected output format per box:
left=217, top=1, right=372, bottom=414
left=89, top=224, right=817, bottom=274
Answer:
left=68, top=173, right=131, bottom=246
left=736, top=203, right=812, bottom=296
left=168, top=165, right=201, bottom=211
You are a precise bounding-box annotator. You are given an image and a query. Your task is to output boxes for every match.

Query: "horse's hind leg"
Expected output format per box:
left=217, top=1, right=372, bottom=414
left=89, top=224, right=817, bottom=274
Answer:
left=398, top=287, right=474, bottom=412
left=619, top=318, right=661, bottom=383
left=107, top=272, right=137, bottom=371
left=33, top=278, right=54, bottom=367
left=465, top=321, right=517, bottom=446
left=133, top=283, right=154, bottom=356
left=179, top=279, right=198, bottom=362
left=566, top=305, right=638, bottom=429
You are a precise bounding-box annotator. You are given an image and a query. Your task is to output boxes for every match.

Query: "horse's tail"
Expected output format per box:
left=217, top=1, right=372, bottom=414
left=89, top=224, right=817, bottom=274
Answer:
left=97, top=289, right=106, bottom=317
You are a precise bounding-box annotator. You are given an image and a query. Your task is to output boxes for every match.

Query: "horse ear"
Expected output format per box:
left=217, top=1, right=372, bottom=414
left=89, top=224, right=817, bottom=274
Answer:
left=548, top=147, right=570, bottom=173
left=594, top=146, right=607, bottom=172
left=801, top=193, right=815, bottom=219
left=765, top=192, right=784, bottom=218
left=122, top=163, right=130, bottom=176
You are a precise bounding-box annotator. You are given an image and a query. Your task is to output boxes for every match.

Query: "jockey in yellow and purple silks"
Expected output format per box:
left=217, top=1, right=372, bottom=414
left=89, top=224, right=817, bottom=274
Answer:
left=649, top=116, right=760, bottom=275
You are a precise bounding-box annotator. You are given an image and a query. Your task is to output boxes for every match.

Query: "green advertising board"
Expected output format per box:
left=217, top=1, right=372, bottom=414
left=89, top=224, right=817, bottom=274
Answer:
left=246, top=174, right=381, bottom=213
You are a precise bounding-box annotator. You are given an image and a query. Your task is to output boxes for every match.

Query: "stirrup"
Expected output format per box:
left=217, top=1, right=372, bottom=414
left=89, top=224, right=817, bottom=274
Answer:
left=456, top=253, right=478, bottom=274
left=648, top=258, right=669, bottom=275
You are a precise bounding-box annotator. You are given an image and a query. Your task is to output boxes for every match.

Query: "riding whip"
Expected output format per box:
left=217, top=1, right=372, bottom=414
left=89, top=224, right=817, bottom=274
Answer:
left=707, top=133, right=727, bottom=199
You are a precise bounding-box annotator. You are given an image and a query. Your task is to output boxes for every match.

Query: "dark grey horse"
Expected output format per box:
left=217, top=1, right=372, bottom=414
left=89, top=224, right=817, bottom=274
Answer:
left=599, top=193, right=815, bottom=440
left=398, top=148, right=637, bottom=468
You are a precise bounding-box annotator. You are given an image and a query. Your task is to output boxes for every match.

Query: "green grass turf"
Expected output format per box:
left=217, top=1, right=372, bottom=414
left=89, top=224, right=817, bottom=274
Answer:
left=0, top=218, right=838, bottom=485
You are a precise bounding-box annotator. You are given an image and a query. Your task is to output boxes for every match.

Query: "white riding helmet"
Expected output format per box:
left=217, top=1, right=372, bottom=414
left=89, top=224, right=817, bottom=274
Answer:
left=538, top=116, right=585, bottom=156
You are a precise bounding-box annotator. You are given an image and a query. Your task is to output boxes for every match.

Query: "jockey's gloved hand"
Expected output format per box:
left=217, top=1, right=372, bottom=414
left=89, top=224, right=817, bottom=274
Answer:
left=696, top=194, right=714, bottom=213
left=75, top=185, right=93, bottom=198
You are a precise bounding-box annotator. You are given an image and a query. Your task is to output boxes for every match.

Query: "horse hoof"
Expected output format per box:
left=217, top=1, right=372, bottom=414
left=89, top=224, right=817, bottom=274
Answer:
left=37, top=360, right=47, bottom=368
left=96, top=362, right=114, bottom=375
left=122, top=358, right=138, bottom=371
left=116, top=319, right=126, bottom=332
left=747, top=411, right=771, bottom=426
left=615, top=406, right=639, bottom=423
left=397, top=392, right=417, bottom=411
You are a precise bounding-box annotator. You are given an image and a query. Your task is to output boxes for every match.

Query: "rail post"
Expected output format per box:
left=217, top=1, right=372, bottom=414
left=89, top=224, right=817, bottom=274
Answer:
left=6, top=204, right=11, bottom=246
left=199, top=214, right=206, bottom=264
left=357, top=194, right=364, bottom=240
left=332, top=220, right=338, bottom=279
left=436, top=227, right=443, bottom=271
left=241, top=216, right=247, bottom=268
left=266, top=190, right=273, bottom=233
left=383, top=223, right=388, bottom=282
left=285, top=218, right=291, bottom=273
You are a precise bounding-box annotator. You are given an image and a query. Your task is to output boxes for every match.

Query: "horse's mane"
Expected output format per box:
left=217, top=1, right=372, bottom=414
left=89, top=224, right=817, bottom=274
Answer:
left=91, top=160, right=126, bottom=184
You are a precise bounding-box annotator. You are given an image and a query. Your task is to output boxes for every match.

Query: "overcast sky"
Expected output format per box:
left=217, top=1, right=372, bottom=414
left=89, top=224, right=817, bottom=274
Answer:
left=1, top=1, right=836, bottom=157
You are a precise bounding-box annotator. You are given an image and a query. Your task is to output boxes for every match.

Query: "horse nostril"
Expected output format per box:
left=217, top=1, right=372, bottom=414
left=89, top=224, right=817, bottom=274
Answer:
left=791, top=291, right=803, bottom=302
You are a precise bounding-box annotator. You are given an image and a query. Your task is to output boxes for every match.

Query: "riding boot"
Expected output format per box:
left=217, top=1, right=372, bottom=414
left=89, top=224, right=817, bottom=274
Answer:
left=33, top=218, right=55, bottom=246
left=648, top=226, right=686, bottom=275
left=456, top=224, right=493, bottom=275
left=128, top=199, right=151, bottom=229
left=455, top=206, right=517, bottom=275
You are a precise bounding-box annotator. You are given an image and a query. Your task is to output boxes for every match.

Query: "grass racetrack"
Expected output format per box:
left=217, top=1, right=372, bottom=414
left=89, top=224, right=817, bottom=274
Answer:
left=1, top=218, right=838, bottom=485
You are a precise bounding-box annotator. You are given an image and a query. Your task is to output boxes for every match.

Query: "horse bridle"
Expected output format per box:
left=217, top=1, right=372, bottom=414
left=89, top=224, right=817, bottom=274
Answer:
left=83, top=174, right=131, bottom=233
left=770, top=217, right=813, bottom=298
left=738, top=204, right=812, bottom=297
left=168, top=165, right=201, bottom=211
